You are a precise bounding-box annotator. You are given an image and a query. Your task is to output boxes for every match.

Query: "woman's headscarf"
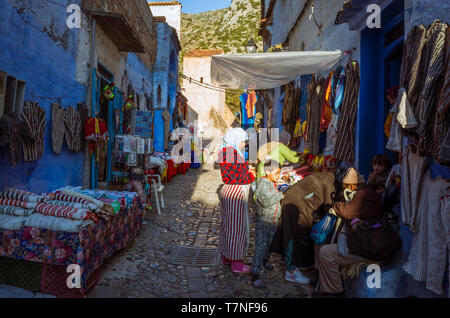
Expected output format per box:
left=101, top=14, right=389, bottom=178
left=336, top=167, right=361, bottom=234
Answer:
left=223, top=127, right=248, bottom=158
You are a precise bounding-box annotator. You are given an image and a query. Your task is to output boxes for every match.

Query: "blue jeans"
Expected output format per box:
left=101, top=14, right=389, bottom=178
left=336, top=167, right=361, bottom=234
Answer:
left=251, top=217, right=277, bottom=274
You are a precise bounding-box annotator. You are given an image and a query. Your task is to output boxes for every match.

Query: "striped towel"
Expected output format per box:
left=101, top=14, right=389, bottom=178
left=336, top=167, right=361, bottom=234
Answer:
left=25, top=213, right=94, bottom=233
left=0, top=198, right=37, bottom=209
left=0, top=214, right=27, bottom=230
left=35, top=202, right=98, bottom=222
left=0, top=205, right=34, bottom=216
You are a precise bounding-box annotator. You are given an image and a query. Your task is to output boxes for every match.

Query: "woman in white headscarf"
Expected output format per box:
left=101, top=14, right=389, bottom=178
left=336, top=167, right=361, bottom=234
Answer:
left=217, top=128, right=256, bottom=273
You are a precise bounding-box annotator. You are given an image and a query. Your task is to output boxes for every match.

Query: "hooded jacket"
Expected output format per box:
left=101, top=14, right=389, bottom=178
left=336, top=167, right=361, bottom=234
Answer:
left=254, top=177, right=284, bottom=224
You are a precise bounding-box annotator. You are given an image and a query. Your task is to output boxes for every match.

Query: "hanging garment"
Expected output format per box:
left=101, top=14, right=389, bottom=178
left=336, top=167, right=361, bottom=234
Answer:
left=400, top=25, right=427, bottom=114
left=384, top=113, right=393, bottom=139
left=240, top=93, right=249, bottom=128
left=401, top=146, right=430, bottom=233
left=324, top=114, right=339, bottom=156
left=77, top=102, right=89, bottom=143
left=396, top=88, right=418, bottom=129
left=306, top=76, right=325, bottom=155
left=21, top=101, right=46, bottom=162
left=84, top=117, right=108, bottom=160
left=386, top=101, right=402, bottom=152
left=282, top=82, right=302, bottom=136
left=334, top=61, right=360, bottom=163
left=416, top=21, right=448, bottom=152
left=246, top=91, right=257, bottom=119
left=51, top=103, right=65, bottom=154
left=403, top=171, right=449, bottom=296
left=433, top=27, right=450, bottom=164
left=320, top=72, right=333, bottom=132
left=330, top=66, right=346, bottom=115
left=162, top=110, right=171, bottom=151
left=0, top=114, right=33, bottom=166
left=63, top=106, right=82, bottom=152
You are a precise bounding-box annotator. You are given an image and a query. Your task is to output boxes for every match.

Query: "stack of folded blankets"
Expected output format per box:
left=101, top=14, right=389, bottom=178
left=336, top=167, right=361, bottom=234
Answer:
left=0, top=187, right=106, bottom=232
left=0, top=188, right=40, bottom=230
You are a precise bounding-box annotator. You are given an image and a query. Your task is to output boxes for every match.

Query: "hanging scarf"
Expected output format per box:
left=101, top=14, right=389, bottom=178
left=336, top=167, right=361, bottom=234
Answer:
left=223, top=127, right=248, bottom=159
left=330, top=66, right=346, bottom=115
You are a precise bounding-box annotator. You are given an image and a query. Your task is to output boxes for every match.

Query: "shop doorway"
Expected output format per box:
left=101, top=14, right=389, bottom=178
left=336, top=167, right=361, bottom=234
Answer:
left=91, top=64, right=124, bottom=189
left=359, top=0, right=404, bottom=177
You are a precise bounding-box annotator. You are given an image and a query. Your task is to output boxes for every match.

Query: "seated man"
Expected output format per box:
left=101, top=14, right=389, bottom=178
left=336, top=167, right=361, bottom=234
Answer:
left=316, top=175, right=386, bottom=297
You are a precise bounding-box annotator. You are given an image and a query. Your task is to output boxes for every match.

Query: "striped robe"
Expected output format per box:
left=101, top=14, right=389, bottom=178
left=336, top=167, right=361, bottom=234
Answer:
left=64, top=106, right=82, bottom=152
left=219, top=183, right=250, bottom=261
left=52, top=102, right=65, bottom=154
left=21, top=101, right=46, bottom=162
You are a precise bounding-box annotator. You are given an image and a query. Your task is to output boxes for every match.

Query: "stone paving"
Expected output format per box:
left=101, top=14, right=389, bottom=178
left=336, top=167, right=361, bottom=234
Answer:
left=88, top=163, right=315, bottom=298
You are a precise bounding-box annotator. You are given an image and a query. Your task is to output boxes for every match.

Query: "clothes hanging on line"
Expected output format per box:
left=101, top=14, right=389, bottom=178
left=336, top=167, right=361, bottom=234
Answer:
left=246, top=90, right=257, bottom=119
left=21, top=101, right=46, bottom=162
left=0, top=114, right=33, bottom=166
left=64, top=106, right=82, bottom=152
left=52, top=103, right=65, bottom=155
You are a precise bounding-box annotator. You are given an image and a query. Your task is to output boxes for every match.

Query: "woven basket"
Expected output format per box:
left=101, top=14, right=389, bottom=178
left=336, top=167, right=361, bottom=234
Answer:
left=40, top=263, right=101, bottom=298
left=0, top=256, right=43, bottom=292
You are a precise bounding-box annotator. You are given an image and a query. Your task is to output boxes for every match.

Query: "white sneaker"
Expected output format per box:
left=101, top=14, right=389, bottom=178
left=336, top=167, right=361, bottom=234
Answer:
left=285, top=269, right=311, bottom=285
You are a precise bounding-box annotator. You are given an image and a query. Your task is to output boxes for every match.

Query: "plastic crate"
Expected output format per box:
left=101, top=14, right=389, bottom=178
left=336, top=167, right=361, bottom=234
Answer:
left=0, top=256, right=42, bottom=292
left=40, top=263, right=101, bottom=298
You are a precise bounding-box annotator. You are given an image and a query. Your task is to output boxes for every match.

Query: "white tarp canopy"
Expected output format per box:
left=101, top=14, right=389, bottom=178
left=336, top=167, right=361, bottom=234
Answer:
left=211, top=50, right=344, bottom=90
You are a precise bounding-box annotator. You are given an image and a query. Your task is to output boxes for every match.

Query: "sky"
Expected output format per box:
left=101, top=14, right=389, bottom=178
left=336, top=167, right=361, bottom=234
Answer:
left=179, top=0, right=232, bottom=14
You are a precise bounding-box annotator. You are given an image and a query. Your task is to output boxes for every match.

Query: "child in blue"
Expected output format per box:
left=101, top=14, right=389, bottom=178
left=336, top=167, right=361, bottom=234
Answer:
left=251, top=160, right=284, bottom=288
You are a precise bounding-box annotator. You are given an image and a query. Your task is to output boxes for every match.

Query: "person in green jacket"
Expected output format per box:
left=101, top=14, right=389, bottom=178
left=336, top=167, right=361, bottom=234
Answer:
left=257, top=142, right=300, bottom=178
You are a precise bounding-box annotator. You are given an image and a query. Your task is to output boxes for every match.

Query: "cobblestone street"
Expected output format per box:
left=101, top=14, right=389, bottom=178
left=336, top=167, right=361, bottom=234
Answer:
left=88, top=163, right=315, bottom=298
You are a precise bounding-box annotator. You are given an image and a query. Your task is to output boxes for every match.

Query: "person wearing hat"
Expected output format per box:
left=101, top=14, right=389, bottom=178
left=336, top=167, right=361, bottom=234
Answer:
left=315, top=170, right=386, bottom=297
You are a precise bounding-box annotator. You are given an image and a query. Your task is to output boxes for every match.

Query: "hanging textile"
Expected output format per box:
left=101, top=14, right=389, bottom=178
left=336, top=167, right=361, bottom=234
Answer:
left=51, top=103, right=65, bottom=155
left=334, top=61, right=360, bottom=163
left=0, top=114, right=33, bottom=166
left=162, top=110, right=171, bottom=151
left=77, top=102, right=89, bottom=144
left=84, top=117, right=108, bottom=160
left=306, top=75, right=325, bottom=155
left=63, top=106, right=82, bottom=152
left=21, top=101, right=46, bottom=162
left=240, top=93, right=250, bottom=129
left=399, top=25, right=427, bottom=115
left=246, top=90, right=257, bottom=119
left=320, top=72, right=333, bottom=132
left=433, top=27, right=450, bottom=164
left=282, top=82, right=302, bottom=136
left=417, top=20, right=448, bottom=153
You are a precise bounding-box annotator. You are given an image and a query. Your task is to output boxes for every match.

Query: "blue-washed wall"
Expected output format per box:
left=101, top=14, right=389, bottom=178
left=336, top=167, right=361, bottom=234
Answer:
left=125, top=52, right=153, bottom=103
left=0, top=0, right=86, bottom=193
left=152, top=22, right=179, bottom=153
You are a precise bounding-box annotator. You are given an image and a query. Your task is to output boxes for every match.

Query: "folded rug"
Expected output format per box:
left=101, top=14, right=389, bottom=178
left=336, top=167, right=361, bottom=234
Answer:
left=35, top=203, right=98, bottom=222
left=0, top=205, right=34, bottom=217
left=0, top=214, right=28, bottom=230
left=25, top=213, right=94, bottom=233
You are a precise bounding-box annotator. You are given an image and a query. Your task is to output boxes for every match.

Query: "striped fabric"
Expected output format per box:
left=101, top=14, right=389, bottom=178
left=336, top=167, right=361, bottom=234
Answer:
left=35, top=202, right=98, bottom=222
left=433, top=27, right=450, bottom=163
left=61, top=189, right=105, bottom=209
left=400, top=24, right=427, bottom=115
left=0, top=214, right=27, bottom=231
left=219, top=184, right=250, bottom=261
left=21, top=101, right=46, bottom=162
left=1, top=190, right=39, bottom=202
left=306, top=76, right=325, bottom=155
left=44, top=200, right=95, bottom=211
left=52, top=192, right=90, bottom=205
left=63, top=106, right=82, bottom=152
left=4, top=188, right=35, bottom=196
left=0, top=205, right=34, bottom=216
left=0, top=198, right=37, bottom=209
left=417, top=21, right=448, bottom=153
left=24, top=213, right=94, bottom=233
left=402, top=171, right=449, bottom=296
left=52, top=102, right=65, bottom=154
left=334, top=61, right=360, bottom=163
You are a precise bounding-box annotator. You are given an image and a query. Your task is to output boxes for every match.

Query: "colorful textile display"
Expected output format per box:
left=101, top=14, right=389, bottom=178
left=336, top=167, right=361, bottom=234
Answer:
left=320, top=72, right=334, bottom=132
left=21, top=101, right=46, bottom=162
left=246, top=90, right=257, bottom=119
left=0, top=214, right=27, bottom=230
left=0, top=205, right=34, bottom=217
left=44, top=200, right=97, bottom=211
left=25, top=213, right=94, bottom=233
left=51, top=192, right=90, bottom=205
left=60, top=189, right=113, bottom=214
left=0, top=198, right=143, bottom=291
left=51, top=103, right=65, bottom=155
left=35, top=203, right=98, bottom=223
left=0, top=198, right=37, bottom=210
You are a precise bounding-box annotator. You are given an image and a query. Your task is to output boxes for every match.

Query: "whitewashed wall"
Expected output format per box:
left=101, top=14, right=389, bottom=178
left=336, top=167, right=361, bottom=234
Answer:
left=150, top=4, right=182, bottom=38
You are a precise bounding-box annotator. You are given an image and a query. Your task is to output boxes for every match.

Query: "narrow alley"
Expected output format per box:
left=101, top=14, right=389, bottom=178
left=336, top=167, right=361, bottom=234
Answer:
left=88, top=163, right=314, bottom=298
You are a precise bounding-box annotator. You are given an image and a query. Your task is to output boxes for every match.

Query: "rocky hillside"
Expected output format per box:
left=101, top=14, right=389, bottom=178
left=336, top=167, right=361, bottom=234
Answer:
left=180, top=0, right=263, bottom=57
left=180, top=0, right=263, bottom=117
